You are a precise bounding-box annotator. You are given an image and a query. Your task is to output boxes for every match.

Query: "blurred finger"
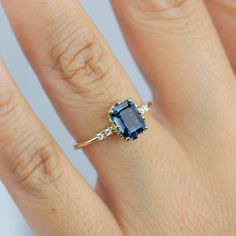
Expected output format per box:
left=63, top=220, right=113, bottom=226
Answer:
left=0, top=60, right=121, bottom=236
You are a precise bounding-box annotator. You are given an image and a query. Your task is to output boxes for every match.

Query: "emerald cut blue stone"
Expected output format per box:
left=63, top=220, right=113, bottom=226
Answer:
left=110, top=99, right=147, bottom=140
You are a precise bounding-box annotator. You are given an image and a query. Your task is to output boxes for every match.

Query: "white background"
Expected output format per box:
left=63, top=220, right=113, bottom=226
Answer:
left=0, top=1, right=151, bottom=235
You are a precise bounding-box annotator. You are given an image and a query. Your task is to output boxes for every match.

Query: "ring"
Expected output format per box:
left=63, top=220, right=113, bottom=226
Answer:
left=74, top=98, right=152, bottom=149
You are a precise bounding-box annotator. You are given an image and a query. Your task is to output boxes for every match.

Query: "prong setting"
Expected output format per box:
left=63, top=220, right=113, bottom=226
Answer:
left=109, top=99, right=150, bottom=141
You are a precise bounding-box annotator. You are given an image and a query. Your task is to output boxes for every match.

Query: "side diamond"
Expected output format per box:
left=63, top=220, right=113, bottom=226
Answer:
left=104, top=128, right=112, bottom=136
left=96, top=133, right=105, bottom=141
left=138, top=105, right=150, bottom=115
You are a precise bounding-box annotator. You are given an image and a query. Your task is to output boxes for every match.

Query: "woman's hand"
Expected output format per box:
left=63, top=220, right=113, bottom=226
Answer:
left=0, top=0, right=236, bottom=235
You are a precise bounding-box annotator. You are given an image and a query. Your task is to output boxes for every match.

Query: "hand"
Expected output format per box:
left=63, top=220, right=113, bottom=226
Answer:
left=0, top=0, right=236, bottom=235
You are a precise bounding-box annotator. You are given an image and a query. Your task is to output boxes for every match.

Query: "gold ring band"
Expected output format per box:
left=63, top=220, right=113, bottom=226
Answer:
left=74, top=126, right=115, bottom=149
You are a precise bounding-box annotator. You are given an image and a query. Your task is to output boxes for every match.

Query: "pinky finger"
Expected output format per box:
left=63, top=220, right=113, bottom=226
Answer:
left=0, top=59, right=121, bottom=236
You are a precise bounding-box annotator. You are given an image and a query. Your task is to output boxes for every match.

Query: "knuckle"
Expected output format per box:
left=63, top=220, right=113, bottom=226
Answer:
left=126, top=0, right=208, bottom=38
left=133, top=0, right=188, bottom=11
left=128, top=0, right=197, bottom=23
left=49, top=24, right=114, bottom=97
left=57, top=29, right=106, bottom=79
left=5, top=131, right=63, bottom=191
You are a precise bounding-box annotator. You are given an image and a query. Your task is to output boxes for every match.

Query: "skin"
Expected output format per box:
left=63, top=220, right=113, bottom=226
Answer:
left=0, top=0, right=236, bottom=235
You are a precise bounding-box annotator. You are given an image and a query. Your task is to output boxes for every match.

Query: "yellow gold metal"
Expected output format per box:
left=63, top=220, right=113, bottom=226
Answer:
left=74, top=126, right=115, bottom=149
left=74, top=136, right=99, bottom=149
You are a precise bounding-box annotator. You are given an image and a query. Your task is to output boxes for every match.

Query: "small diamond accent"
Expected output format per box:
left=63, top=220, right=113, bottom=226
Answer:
left=143, top=104, right=150, bottom=112
left=139, top=105, right=150, bottom=115
left=105, top=128, right=112, bottom=136
left=96, top=133, right=105, bottom=141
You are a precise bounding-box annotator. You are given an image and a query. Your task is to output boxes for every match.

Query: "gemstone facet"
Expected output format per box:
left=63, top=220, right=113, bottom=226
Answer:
left=110, top=99, right=147, bottom=140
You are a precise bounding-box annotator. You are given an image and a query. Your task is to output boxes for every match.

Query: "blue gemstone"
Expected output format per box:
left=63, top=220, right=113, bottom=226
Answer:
left=110, top=99, right=147, bottom=140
